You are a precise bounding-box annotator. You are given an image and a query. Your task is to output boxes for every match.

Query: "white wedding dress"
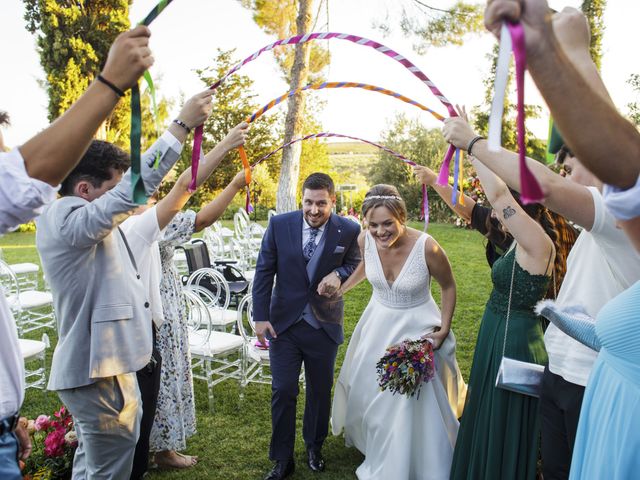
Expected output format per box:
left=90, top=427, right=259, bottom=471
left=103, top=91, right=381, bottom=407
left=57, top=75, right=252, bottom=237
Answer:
left=332, top=232, right=466, bottom=480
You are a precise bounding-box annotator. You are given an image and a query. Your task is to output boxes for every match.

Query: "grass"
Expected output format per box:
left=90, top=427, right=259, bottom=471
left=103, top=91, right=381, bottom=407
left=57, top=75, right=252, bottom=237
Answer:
left=1, top=223, right=491, bottom=480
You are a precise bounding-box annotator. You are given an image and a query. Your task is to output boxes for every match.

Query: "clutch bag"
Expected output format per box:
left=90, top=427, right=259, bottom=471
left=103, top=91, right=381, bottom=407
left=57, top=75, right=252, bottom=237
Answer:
left=495, top=357, right=545, bottom=398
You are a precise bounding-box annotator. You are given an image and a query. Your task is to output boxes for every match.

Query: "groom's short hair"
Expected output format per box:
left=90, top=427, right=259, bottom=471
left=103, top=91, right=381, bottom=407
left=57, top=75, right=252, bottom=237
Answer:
left=302, top=172, right=335, bottom=196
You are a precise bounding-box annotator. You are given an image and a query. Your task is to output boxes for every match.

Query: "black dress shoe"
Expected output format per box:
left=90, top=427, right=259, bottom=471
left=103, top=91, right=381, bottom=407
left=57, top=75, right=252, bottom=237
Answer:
left=307, top=449, right=325, bottom=472
left=263, top=458, right=295, bottom=480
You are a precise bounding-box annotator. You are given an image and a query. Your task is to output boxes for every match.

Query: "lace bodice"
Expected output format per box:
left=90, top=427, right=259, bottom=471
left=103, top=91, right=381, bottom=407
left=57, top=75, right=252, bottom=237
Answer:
left=488, top=246, right=550, bottom=314
left=364, top=232, right=431, bottom=308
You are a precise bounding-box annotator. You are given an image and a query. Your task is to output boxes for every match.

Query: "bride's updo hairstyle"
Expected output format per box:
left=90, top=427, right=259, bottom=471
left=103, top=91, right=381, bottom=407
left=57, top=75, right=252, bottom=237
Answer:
left=362, top=184, right=407, bottom=225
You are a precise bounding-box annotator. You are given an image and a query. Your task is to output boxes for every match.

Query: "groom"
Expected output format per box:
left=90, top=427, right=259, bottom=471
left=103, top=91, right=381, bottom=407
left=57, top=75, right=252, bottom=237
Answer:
left=253, top=173, right=361, bottom=480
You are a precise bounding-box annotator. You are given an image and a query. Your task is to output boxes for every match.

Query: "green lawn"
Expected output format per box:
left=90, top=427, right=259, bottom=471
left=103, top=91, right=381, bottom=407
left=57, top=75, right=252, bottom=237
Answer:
left=1, top=223, right=491, bottom=480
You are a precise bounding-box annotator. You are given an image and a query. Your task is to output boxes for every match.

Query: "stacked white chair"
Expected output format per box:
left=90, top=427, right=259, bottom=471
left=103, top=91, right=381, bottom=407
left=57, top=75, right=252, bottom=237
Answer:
left=184, top=287, right=244, bottom=412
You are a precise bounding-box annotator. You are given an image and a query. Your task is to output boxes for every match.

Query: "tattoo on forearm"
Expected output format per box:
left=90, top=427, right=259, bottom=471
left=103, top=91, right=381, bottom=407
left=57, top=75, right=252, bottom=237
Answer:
left=503, top=205, right=516, bottom=220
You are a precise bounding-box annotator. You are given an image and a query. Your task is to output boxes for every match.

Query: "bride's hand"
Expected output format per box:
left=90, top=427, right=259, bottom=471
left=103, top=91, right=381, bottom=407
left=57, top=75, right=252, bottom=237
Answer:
left=423, top=328, right=449, bottom=350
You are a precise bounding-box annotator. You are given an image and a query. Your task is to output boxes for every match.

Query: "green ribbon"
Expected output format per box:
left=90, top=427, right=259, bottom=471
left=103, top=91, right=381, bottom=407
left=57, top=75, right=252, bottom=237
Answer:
left=143, top=70, right=162, bottom=168
left=129, top=0, right=175, bottom=204
left=130, top=83, right=146, bottom=204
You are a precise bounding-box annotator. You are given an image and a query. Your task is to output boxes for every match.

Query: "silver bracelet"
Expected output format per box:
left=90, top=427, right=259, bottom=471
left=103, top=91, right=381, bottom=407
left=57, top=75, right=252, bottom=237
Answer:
left=172, top=118, right=191, bottom=133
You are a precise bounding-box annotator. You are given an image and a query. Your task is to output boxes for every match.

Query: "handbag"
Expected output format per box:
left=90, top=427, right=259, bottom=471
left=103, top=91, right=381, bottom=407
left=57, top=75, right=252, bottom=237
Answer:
left=495, top=248, right=547, bottom=398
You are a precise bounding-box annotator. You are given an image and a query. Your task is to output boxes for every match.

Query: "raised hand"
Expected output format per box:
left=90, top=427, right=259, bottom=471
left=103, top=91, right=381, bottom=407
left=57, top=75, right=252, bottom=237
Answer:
left=222, top=122, right=250, bottom=151
left=101, top=25, right=153, bottom=92
left=231, top=169, right=250, bottom=189
left=443, top=106, right=477, bottom=151
left=413, top=165, right=438, bottom=186
left=176, top=89, right=214, bottom=130
left=484, top=0, right=555, bottom=60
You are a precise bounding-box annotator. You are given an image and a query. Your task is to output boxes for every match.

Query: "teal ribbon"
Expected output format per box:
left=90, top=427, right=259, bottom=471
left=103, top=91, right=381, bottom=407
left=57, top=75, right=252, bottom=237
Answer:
left=129, top=0, right=175, bottom=204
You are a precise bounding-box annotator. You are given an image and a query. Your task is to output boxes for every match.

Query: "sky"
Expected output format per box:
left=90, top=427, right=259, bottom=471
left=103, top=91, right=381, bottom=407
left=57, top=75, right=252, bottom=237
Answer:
left=1, top=0, right=638, bottom=149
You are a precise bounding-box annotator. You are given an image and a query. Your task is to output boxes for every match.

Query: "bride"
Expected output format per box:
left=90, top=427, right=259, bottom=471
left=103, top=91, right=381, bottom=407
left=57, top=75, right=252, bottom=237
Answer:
left=331, top=184, right=466, bottom=480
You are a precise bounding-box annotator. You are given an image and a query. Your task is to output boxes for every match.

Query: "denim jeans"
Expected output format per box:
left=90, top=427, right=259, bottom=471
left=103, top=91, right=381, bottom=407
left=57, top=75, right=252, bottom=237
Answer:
left=0, top=430, right=21, bottom=480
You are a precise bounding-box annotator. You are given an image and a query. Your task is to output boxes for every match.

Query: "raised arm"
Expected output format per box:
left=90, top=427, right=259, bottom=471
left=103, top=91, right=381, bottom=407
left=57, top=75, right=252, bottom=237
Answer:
left=443, top=111, right=596, bottom=229
left=468, top=153, right=553, bottom=274
left=154, top=120, right=247, bottom=230
left=413, top=164, right=476, bottom=223
left=20, top=25, right=153, bottom=186
left=194, top=171, right=247, bottom=232
left=423, top=236, right=456, bottom=349
left=484, top=2, right=640, bottom=188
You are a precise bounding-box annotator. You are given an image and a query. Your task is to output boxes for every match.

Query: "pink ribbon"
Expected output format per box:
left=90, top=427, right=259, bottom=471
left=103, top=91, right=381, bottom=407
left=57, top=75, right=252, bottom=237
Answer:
left=508, top=23, right=543, bottom=204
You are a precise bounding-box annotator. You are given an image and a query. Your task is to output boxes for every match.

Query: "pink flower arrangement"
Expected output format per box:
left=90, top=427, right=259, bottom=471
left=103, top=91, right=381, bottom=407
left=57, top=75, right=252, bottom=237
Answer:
left=23, top=405, right=77, bottom=478
left=44, top=428, right=66, bottom=457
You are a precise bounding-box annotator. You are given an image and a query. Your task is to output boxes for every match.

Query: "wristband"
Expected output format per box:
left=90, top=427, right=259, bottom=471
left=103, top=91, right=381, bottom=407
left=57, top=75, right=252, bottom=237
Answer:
left=97, top=75, right=125, bottom=98
left=467, top=135, right=485, bottom=157
left=172, top=119, right=191, bottom=133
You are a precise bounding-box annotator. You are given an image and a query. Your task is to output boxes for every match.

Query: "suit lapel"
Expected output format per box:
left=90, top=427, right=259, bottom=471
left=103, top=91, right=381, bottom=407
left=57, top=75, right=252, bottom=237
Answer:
left=288, top=211, right=309, bottom=283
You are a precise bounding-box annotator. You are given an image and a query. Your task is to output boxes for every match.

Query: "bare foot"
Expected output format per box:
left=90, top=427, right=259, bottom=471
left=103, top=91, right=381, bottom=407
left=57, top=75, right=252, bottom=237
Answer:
left=154, top=450, right=198, bottom=469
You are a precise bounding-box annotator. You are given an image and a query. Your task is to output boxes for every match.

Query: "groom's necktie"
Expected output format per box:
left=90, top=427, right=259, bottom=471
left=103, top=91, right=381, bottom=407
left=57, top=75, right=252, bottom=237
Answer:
left=303, top=227, right=320, bottom=262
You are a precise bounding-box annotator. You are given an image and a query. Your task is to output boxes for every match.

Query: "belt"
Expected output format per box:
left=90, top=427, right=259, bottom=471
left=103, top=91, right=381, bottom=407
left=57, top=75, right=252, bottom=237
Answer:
left=0, top=414, right=20, bottom=435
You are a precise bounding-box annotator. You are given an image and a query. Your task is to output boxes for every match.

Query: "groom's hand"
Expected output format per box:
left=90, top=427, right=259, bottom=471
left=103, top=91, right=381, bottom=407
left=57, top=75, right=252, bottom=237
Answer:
left=254, top=321, right=276, bottom=345
left=317, top=272, right=341, bottom=297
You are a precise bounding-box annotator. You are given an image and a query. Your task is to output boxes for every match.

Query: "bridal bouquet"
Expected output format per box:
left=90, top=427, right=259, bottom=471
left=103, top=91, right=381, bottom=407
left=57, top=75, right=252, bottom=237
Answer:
left=376, top=338, right=435, bottom=398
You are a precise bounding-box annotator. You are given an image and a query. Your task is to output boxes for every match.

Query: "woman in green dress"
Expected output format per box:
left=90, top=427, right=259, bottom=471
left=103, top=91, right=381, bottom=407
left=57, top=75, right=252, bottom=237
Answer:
left=446, top=115, right=560, bottom=479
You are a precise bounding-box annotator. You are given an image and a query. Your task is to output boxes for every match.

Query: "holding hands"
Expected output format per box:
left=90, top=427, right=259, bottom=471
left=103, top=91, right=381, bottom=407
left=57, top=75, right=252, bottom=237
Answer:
left=101, top=25, right=154, bottom=92
left=317, top=272, right=342, bottom=298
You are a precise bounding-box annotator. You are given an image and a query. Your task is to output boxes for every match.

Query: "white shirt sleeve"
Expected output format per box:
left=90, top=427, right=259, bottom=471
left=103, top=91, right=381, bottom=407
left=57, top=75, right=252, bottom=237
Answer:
left=0, top=148, right=60, bottom=234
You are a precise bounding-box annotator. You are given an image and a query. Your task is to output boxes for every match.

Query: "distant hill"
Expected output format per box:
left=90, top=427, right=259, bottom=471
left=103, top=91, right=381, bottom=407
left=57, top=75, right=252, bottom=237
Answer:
left=327, top=141, right=378, bottom=180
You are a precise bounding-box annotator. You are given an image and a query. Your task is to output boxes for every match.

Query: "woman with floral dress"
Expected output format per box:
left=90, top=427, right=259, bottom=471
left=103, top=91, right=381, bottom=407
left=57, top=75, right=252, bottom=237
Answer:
left=149, top=169, right=247, bottom=467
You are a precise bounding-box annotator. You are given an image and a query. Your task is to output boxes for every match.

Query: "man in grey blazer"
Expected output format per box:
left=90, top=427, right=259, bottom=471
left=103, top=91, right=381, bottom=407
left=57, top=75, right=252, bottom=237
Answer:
left=35, top=91, right=212, bottom=479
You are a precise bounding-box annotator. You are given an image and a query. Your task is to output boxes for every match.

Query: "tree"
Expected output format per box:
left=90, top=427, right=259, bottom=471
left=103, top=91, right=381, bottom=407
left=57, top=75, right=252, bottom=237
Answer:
left=627, top=74, right=640, bottom=126
left=159, top=49, right=281, bottom=210
left=241, top=0, right=330, bottom=212
left=581, top=0, right=607, bottom=70
left=370, top=114, right=448, bottom=219
left=23, top=0, right=133, bottom=147
left=396, top=1, right=484, bottom=52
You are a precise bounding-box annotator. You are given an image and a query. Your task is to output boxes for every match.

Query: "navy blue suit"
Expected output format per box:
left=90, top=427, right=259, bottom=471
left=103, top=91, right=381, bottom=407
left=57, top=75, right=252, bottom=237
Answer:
left=252, top=211, right=360, bottom=461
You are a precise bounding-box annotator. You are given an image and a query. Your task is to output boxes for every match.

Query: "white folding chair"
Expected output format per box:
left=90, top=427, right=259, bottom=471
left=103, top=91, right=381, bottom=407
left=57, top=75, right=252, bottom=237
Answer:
left=1, top=260, right=55, bottom=335
left=19, top=334, right=49, bottom=390
left=184, top=288, right=244, bottom=412
left=186, top=269, right=238, bottom=332
left=236, top=295, right=271, bottom=386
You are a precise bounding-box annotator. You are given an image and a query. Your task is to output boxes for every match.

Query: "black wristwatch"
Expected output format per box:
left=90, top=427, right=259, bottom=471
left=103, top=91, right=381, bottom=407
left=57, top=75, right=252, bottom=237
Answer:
left=334, top=270, right=342, bottom=280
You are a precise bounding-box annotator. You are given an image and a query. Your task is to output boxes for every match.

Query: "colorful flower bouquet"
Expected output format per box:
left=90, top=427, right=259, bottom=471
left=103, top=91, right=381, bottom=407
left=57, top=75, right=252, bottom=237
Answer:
left=376, top=338, right=436, bottom=398
left=23, top=406, right=77, bottom=480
